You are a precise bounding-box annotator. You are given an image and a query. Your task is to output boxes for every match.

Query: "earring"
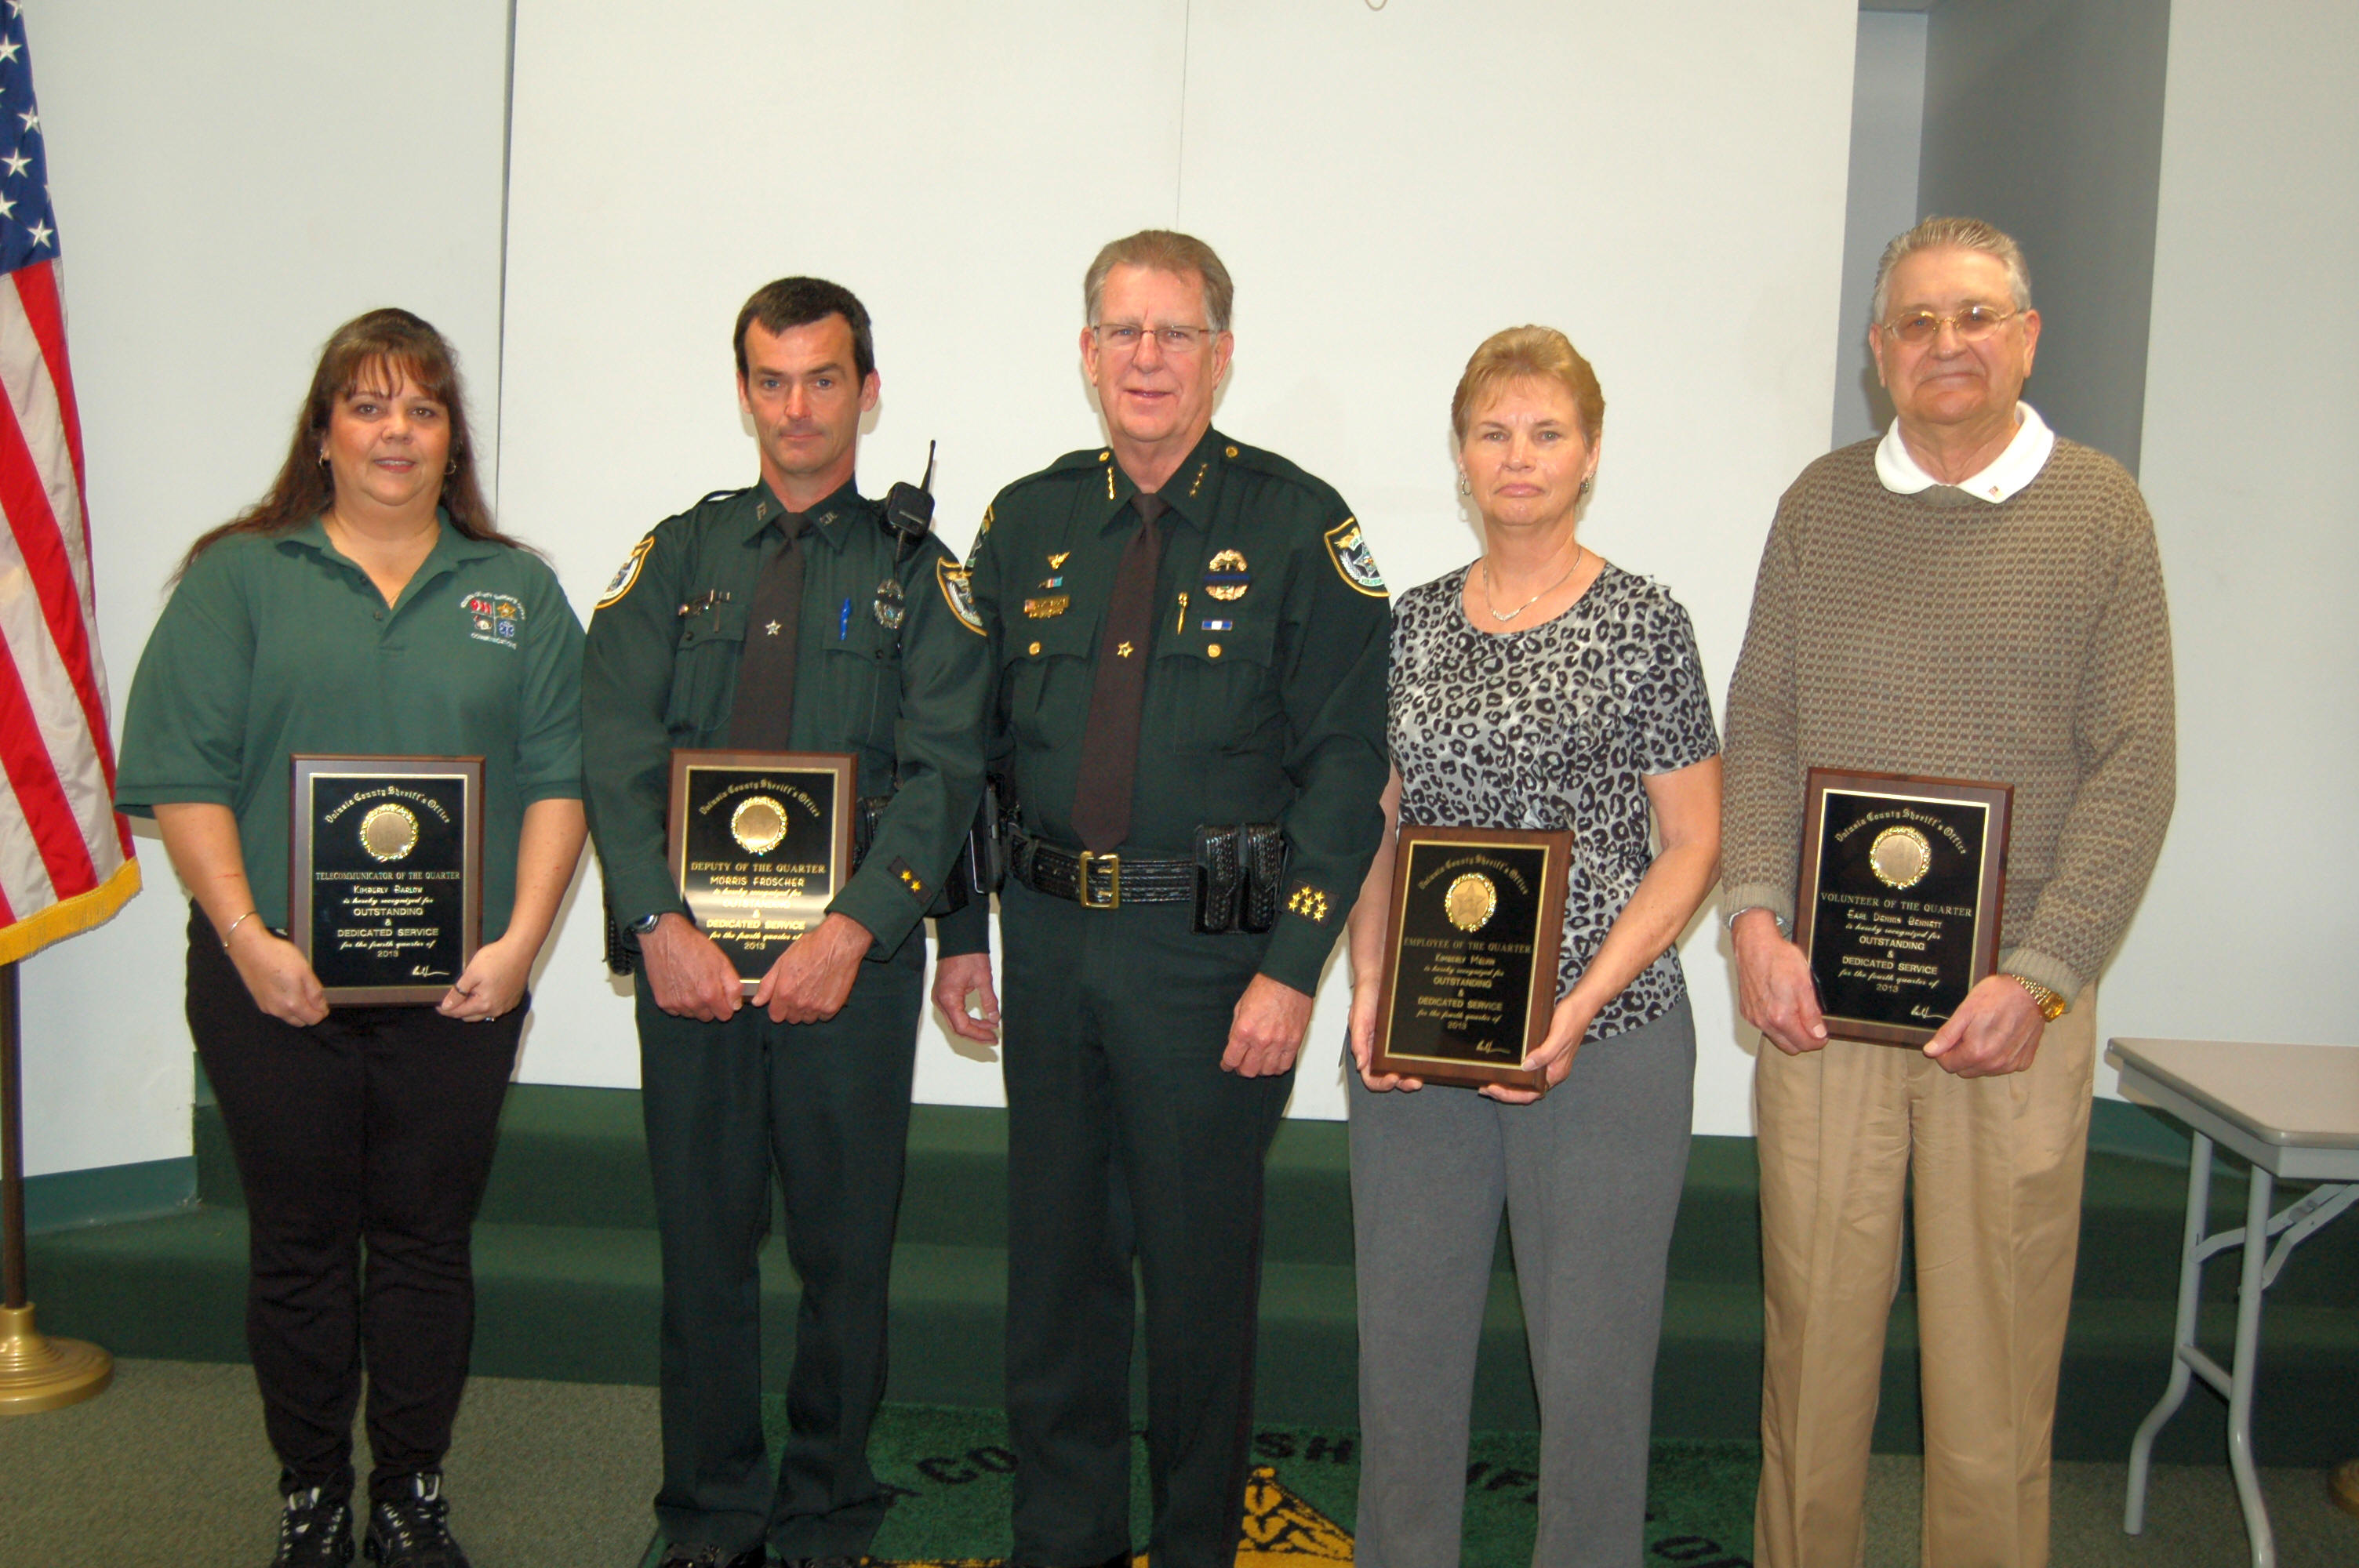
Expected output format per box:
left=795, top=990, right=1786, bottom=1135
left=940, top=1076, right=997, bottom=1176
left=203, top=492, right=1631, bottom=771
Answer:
left=1579, top=474, right=1595, bottom=497
left=317, top=451, right=329, bottom=466
left=445, top=458, right=459, bottom=477
left=1457, top=472, right=1471, bottom=496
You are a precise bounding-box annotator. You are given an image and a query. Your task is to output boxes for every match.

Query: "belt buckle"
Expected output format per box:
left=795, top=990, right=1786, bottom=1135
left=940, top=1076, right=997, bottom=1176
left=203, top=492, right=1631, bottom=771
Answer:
left=1075, top=850, right=1121, bottom=909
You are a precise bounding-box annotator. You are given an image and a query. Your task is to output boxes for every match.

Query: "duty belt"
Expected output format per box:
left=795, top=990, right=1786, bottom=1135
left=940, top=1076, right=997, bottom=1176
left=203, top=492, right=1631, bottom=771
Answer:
left=1009, top=829, right=1193, bottom=909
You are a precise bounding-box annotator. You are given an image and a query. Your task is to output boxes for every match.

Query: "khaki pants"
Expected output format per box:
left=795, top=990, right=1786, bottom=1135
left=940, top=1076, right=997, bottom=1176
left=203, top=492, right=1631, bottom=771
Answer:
left=1752, top=994, right=2098, bottom=1568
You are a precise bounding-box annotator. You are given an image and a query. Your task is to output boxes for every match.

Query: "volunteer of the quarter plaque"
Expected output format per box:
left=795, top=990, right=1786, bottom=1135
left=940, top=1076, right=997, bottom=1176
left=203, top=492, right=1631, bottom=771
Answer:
left=1369, top=826, right=1573, bottom=1092
left=667, top=750, right=856, bottom=995
left=290, top=756, right=484, bottom=1004
left=1794, top=769, right=2012, bottom=1047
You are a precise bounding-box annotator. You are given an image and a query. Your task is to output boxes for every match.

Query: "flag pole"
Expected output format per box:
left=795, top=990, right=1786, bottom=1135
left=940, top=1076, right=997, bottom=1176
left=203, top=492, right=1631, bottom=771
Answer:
left=0, top=958, right=111, bottom=1412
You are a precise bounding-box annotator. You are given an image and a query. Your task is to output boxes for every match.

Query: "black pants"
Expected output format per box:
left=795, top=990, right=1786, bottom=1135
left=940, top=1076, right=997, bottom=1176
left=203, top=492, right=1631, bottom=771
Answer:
left=636, top=935, right=922, bottom=1559
left=998, top=880, right=1293, bottom=1568
left=186, top=907, right=520, bottom=1502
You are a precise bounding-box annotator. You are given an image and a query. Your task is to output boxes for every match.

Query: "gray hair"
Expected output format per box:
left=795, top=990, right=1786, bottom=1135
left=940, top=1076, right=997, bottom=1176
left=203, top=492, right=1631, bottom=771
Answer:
left=1870, top=216, right=2034, bottom=323
left=1083, top=230, right=1235, bottom=334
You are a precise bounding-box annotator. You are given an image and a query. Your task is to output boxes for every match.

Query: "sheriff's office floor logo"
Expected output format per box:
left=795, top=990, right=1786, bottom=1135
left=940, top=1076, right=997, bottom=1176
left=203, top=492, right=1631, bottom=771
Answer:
left=877, top=1467, right=1353, bottom=1566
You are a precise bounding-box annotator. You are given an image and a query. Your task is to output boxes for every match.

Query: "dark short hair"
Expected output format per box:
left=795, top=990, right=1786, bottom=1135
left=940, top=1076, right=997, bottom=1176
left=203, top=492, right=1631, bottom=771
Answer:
left=733, top=277, right=875, bottom=382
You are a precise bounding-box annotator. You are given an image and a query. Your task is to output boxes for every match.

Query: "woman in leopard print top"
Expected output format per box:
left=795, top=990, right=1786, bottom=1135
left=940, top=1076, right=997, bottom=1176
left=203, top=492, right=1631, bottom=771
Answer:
left=1341, top=327, right=1722, bottom=1568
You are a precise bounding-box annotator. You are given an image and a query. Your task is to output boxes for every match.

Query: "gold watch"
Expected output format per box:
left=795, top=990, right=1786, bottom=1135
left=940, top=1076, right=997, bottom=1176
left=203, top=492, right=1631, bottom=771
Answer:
left=2005, top=973, right=2069, bottom=1022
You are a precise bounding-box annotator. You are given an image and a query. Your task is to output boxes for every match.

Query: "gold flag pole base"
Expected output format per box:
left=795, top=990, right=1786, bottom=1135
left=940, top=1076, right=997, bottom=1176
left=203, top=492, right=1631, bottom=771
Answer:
left=0, top=1301, right=111, bottom=1414
left=2330, top=1457, right=2359, bottom=1519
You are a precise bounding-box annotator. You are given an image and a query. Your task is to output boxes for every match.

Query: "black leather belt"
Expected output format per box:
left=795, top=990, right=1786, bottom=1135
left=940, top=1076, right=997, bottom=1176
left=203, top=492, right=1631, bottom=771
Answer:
left=1009, top=829, right=1193, bottom=909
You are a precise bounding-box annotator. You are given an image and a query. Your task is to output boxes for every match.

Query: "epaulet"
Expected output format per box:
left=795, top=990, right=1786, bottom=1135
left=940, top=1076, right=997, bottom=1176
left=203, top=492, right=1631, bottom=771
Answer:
left=1223, top=440, right=1343, bottom=504
left=1002, top=448, right=1110, bottom=493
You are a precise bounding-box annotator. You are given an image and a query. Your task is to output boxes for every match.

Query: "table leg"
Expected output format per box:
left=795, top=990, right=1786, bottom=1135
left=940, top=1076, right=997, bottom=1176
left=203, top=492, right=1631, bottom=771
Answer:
left=2228, top=1162, right=2276, bottom=1568
left=2125, top=1129, right=2212, bottom=1534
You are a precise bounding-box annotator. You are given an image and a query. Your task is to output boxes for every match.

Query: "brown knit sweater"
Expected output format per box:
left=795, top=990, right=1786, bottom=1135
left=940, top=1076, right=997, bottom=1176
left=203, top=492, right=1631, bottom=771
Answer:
left=1720, top=437, right=2175, bottom=1000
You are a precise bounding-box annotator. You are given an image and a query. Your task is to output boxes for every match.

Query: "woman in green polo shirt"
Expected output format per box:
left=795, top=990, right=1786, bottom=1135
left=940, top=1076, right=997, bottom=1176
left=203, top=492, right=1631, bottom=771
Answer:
left=114, top=309, right=586, bottom=1568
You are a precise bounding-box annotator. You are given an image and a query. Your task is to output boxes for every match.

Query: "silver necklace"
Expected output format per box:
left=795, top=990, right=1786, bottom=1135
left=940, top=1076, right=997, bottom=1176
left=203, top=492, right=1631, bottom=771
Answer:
left=1480, top=544, right=1586, bottom=623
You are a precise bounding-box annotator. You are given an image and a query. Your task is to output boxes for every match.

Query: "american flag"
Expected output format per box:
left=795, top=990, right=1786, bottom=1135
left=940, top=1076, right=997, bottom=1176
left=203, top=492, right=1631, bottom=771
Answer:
left=0, top=9, right=137, bottom=964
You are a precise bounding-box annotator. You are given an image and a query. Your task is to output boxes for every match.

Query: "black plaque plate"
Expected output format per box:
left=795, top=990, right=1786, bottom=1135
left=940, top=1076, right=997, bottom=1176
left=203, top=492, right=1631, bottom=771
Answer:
left=668, top=750, right=856, bottom=994
left=290, top=755, right=484, bottom=1004
left=1794, top=769, right=2012, bottom=1047
left=1368, top=826, right=1573, bottom=1091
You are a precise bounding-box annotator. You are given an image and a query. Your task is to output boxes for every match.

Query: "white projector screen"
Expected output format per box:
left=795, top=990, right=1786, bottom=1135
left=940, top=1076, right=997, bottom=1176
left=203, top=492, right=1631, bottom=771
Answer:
left=499, top=0, right=1859, bottom=1131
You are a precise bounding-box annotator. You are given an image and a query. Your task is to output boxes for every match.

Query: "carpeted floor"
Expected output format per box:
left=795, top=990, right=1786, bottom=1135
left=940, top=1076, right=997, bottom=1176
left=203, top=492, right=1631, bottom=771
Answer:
left=3, top=1359, right=2354, bottom=1566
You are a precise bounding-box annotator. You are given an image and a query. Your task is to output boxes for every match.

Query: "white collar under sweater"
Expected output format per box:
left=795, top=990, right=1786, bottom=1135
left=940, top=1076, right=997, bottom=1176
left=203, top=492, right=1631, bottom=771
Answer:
left=1874, top=401, right=2056, bottom=503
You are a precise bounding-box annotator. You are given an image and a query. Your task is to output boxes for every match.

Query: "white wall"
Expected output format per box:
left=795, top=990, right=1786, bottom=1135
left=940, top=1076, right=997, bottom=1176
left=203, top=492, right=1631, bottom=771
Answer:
left=2096, top=0, right=2359, bottom=1083
left=20, top=0, right=511, bottom=1175
left=1831, top=9, right=1926, bottom=448
left=500, top=0, right=1861, bottom=1129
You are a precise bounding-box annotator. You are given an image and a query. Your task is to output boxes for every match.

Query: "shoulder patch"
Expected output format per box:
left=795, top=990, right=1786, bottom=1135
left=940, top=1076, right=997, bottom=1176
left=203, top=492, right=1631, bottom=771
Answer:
left=1323, top=517, right=1387, bottom=597
left=936, top=558, right=986, bottom=635
left=965, top=503, right=993, bottom=569
left=595, top=535, right=656, bottom=609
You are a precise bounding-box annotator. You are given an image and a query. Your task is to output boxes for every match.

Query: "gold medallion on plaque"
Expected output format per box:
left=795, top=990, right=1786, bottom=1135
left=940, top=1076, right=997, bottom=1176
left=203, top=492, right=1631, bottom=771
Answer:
left=358, top=803, right=420, bottom=862
left=1869, top=825, right=1932, bottom=890
left=730, top=796, right=789, bottom=856
left=1443, top=872, right=1497, bottom=933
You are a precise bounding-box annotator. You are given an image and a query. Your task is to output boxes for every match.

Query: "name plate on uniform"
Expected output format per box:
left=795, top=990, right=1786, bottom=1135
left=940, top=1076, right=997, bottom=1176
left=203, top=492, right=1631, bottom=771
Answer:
left=1369, top=826, right=1573, bottom=1092
left=1795, top=769, right=2012, bottom=1047
left=668, top=750, right=856, bottom=994
left=290, top=755, right=484, bottom=1004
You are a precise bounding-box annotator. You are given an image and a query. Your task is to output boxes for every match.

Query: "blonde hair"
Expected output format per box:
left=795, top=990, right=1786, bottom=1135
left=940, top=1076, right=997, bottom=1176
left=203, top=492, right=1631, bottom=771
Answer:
left=1870, top=216, right=2034, bottom=322
left=1083, top=230, right=1235, bottom=333
left=1450, top=325, right=1605, bottom=445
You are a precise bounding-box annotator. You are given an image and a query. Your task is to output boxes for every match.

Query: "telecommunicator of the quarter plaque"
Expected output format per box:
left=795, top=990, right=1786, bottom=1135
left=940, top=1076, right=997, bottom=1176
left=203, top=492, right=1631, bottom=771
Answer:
left=667, top=750, right=857, bottom=995
left=289, top=755, right=485, bottom=1005
left=1794, top=769, right=2013, bottom=1047
left=1368, top=825, right=1575, bottom=1092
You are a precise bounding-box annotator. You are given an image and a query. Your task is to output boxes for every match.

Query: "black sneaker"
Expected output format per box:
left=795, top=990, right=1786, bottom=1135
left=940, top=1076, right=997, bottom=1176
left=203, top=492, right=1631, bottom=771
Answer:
left=363, top=1472, right=470, bottom=1568
left=271, top=1486, right=354, bottom=1568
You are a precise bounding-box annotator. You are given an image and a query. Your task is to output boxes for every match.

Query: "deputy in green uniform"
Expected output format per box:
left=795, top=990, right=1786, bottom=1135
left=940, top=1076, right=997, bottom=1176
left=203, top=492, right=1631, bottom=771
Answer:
left=581, top=278, right=989, bottom=1568
left=931, top=231, right=1390, bottom=1568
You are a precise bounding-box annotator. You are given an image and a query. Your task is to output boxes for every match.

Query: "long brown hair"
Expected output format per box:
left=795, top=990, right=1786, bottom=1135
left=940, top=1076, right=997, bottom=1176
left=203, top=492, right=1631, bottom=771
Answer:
left=176, top=308, right=520, bottom=580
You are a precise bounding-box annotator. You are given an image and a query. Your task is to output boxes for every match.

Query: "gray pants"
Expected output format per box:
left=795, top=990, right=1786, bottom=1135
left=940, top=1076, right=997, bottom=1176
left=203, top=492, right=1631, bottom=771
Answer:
left=1347, top=1000, right=1696, bottom=1568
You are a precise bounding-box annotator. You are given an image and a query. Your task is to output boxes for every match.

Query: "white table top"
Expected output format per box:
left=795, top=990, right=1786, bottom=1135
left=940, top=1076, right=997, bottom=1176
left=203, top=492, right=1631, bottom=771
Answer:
left=2107, top=1037, right=2359, bottom=1180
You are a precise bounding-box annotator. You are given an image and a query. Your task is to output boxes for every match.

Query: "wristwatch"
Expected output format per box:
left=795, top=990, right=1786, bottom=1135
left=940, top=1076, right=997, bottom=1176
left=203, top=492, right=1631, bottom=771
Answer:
left=630, top=912, right=664, bottom=935
left=2005, top=973, right=2069, bottom=1022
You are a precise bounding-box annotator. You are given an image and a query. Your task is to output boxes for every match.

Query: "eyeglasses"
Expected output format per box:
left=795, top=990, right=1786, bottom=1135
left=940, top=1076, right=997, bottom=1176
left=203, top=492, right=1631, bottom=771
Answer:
left=1881, top=304, right=2020, bottom=346
left=1091, top=322, right=1217, bottom=356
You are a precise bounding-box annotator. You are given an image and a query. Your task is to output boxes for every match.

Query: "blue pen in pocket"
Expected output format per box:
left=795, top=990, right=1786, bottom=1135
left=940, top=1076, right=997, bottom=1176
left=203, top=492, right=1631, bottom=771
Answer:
left=838, top=597, right=852, bottom=640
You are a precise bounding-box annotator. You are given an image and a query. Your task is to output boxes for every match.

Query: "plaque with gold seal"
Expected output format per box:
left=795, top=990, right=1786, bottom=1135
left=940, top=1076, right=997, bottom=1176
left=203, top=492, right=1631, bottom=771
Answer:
left=1368, top=825, right=1574, bottom=1092
left=667, top=750, right=857, bottom=994
left=290, top=755, right=485, bottom=1004
left=1794, top=769, right=2012, bottom=1047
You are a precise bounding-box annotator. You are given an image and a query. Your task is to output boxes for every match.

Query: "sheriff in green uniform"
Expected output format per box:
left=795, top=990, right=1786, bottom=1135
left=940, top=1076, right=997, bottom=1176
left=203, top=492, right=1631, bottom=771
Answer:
left=931, top=232, right=1390, bottom=1568
left=581, top=279, right=988, bottom=1568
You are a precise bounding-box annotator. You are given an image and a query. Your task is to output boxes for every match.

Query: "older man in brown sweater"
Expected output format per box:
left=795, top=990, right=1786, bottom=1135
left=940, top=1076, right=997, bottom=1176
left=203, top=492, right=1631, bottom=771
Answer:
left=1722, top=216, right=2175, bottom=1568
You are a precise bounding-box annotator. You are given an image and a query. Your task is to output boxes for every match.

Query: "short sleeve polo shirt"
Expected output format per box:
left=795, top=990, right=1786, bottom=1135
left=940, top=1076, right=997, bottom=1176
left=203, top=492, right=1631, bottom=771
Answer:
left=115, top=514, right=585, bottom=938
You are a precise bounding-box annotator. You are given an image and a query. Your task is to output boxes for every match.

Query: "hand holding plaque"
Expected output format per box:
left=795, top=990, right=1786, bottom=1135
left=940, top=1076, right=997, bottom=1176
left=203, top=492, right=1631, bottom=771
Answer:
left=668, top=750, right=856, bottom=996
left=1794, top=769, right=2012, bottom=1047
left=291, top=756, right=485, bottom=1004
left=1366, top=826, right=1573, bottom=1092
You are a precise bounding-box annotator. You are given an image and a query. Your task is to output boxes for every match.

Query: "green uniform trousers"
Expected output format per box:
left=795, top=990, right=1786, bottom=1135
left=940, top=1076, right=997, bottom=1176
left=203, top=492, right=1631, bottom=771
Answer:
left=637, top=938, right=922, bottom=1559
left=999, top=878, right=1295, bottom=1568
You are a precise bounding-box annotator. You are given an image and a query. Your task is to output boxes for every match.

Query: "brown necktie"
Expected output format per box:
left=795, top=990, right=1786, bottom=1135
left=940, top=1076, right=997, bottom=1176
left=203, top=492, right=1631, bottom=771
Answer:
left=729, top=511, right=807, bottom=748
left=1070, top=493, right=1167, bottom=852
